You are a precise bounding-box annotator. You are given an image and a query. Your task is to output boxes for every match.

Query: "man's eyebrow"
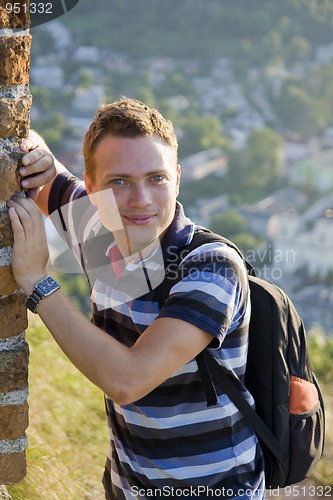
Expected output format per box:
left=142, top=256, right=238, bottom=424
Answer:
left=102, top=170, right=168, bottom=181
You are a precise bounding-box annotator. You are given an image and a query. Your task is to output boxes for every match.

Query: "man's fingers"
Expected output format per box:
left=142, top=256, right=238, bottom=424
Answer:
left=8, top=198, right=46, bottom=248
left=21, top=169, right=55, bottom=190
left=7, top=197, right=42, bottom=225
left=8, top=200, right=34, bottom=236
left=8, top=196, right=41, bottom=215
left=8, top=206, right=26, bottom=245
left=20, top=150, right=56, bottom=190
left=21, top=148, right=46, bottom=171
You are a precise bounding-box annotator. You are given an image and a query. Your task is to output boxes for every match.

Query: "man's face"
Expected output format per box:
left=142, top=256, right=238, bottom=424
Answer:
left=84, top=134, right=180, bottom=256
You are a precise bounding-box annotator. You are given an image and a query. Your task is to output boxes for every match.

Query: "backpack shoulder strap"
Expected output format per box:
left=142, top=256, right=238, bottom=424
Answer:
left=159, top=226, right=253, bottom=306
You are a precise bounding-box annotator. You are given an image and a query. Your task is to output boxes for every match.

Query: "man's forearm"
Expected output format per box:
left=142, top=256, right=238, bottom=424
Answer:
left=34, top=288, right=213, bottom=407
left=33, top=289, right=134, bottom=405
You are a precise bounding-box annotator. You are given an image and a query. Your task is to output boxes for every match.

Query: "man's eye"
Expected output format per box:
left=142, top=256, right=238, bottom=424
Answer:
left=111, top=179, right=125, bottom=185
left=151, top=175, right=165, bottom=182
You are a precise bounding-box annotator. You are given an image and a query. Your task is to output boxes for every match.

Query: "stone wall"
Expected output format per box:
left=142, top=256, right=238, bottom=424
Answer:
left=0, top=1, right=31, bottom=485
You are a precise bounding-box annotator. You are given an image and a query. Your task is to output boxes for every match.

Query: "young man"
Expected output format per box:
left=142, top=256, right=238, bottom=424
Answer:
left=8, top=99, right=266, bottom=499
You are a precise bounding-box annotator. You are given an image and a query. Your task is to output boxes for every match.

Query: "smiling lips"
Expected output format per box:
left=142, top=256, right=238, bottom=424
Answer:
left=123, top=214, right=156, bottom=225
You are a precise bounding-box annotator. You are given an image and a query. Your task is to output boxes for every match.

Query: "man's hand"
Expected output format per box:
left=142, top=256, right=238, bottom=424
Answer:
left=7, top=197, right=49, bottom=296
left=20, top=130, right=56, bottom=201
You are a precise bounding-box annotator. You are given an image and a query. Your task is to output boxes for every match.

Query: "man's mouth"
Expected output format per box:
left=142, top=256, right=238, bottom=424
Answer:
left=123, top=214, right=156, bottom=225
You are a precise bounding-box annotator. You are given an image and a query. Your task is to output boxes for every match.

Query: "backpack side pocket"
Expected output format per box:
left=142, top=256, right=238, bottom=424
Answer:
left=287, top=376, right=325, bottom=485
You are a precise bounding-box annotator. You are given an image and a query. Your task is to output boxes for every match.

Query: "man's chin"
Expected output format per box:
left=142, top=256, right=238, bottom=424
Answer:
left=114, top=225, right=161, bottom=257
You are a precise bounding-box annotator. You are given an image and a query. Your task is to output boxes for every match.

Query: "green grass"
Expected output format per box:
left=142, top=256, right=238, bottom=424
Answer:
left=7, top=315, right=109, bottom=500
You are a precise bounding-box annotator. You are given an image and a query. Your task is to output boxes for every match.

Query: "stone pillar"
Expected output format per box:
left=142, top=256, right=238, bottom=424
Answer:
left=0, top=0, right=31, bottom=485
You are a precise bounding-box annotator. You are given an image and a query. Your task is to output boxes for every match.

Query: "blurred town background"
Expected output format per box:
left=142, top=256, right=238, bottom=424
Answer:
left=6, top=2, right=333, bottom=498
left=29, top=0, right=333, bottom=335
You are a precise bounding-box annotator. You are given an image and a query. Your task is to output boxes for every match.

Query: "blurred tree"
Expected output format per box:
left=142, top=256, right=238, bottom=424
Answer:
left=179, top=112, right=225, bottom=157
left=246, top=127, right=284, bottom=181
left=231, top=232, right=262, bottom=254
left=33, top=112, right=72, bottom=154
left=209, top=211, right=261, bottom=252
left=32, top=28, right=54, bottom=55
left=135, top=87, right=156, bottom=108
left=210, top=210, right=247, bottom=238
left=308, top=324, right=333, bottom=385
left=311, top=63, right=333, bottom=119
left=275, top=80, right=328, bottom=135
left=263, top=29, right=283, bottom=57
left=77, top=68, right=95, bottom=89
left=289, top=36, right=310, bottom=60
left=228, top=127, right=283, bottom=199
left=54, top=273, right=91, bottom=316
left=31, top=86, right=52, bottom=111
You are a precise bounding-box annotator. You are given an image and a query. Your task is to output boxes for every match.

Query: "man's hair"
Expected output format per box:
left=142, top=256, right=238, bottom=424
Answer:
left=83, top=97, right=178, bottom=181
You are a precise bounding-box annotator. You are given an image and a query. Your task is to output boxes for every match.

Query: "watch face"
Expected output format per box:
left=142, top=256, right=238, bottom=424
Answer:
left=38, top=277, right=60, bottom=295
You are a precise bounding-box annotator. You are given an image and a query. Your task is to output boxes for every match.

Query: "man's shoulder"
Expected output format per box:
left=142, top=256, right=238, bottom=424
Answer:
left=179, top=239, right=247, bottom=278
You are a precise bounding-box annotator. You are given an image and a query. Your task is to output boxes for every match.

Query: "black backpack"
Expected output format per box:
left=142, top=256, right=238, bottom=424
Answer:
left=158, top=226, right=325, bottom=489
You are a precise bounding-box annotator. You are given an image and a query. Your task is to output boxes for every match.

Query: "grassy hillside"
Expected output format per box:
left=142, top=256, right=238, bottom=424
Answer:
left=5, top=317, right=333, bottom=498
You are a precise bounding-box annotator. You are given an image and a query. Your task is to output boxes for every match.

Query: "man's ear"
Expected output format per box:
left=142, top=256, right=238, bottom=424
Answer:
left=83, top=172, right=97, bottom=205
left=176, top=164, right=181, bottom=197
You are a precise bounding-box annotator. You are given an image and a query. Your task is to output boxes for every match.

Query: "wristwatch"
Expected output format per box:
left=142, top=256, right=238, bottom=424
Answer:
left=26, top=276, right=61, bottom=314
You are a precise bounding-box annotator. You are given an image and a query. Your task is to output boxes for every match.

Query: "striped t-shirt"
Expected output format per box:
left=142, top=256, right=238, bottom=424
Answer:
left=48, top=172, right=265, bottom=500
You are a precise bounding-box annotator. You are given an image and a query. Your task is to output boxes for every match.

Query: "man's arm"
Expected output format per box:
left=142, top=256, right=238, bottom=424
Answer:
left=19, top=130, right=69, bottom=216
left=8, top=196, right=214, bottom=406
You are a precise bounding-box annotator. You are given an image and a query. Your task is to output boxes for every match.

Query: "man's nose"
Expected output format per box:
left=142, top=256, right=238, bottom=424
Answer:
left=128, top=183, right=152, bottom=207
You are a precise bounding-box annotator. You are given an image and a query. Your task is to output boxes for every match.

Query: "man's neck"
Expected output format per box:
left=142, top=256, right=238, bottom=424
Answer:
left=113, top=228, right=161, bottom=263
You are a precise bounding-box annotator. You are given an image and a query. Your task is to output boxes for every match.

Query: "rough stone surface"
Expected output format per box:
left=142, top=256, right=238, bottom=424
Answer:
left=0, top=266, right=18, bottom=296
left=0, top=1, right=31, bottom=29
left=0, top=36, right=31, bottom=86
left=0, top=343, right=29, bottom=394
left=0, top=451, right=26, bottom=484
left=0, top=294, right=27, bottom=339
left=0, top=403, right=29, bottom=441
left=0, top=94, right=32, bottom=138
left=0, top=137, right=22, bottom=155
left=0, top=216, right=12, bottom=252
left=0, top=211, right=13, bottom=249
left=0, top=388, right=29, bottom=407
left=0, top=153, right=23, bottom=201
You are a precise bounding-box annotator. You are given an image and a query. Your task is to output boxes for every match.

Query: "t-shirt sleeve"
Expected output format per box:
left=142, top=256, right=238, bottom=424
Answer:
left=48, top=171, right=87, bottom=235
left=157, top=242, right=249, bottom=349
left=47, top=171, right=94, bottom=270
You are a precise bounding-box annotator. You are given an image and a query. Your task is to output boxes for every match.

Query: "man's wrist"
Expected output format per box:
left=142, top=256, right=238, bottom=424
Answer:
left=21, top=274, right=48, bottom=297
left=25, top=275, right=61, bottom=314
